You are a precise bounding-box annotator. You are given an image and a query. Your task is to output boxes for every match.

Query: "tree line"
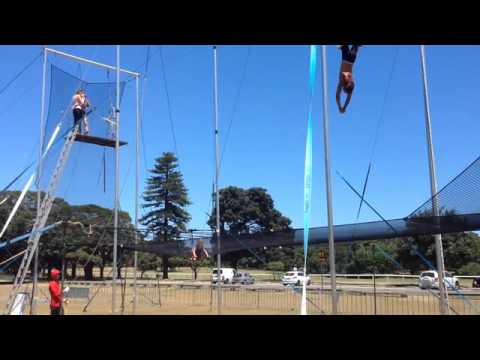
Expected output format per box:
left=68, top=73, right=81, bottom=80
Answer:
left=1, top=151, right=479, bottom=280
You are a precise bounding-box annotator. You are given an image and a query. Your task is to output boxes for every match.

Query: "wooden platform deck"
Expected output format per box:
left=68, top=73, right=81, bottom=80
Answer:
left=75, top=134, right=127, bottom=148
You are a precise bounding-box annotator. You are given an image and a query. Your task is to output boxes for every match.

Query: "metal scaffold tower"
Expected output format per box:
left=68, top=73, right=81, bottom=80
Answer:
left=3, top=46, right=141, bottom=315
left=5, top=125, right=80, bottom=314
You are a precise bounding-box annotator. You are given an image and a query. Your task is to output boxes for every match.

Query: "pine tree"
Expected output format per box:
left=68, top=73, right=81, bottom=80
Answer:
left=140, top=152, right=191, bottom=279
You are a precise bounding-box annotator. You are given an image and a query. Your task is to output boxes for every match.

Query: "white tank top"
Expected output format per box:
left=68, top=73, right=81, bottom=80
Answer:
left=72, top=95, right=86, bottom=110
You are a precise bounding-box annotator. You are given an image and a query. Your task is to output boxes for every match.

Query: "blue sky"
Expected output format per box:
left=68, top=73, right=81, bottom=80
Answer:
left=0, top=45, right=478, bottom=231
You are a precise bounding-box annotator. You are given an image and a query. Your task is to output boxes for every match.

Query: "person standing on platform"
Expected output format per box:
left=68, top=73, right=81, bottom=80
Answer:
left=72, top=89, right=90, bottom=134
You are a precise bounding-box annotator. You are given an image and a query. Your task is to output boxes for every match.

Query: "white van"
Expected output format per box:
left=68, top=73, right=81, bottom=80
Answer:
left=212, top=268, right=236, bottom=284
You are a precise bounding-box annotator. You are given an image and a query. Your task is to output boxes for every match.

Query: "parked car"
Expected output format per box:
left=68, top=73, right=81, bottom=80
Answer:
left=232, top=272, right=255, bottom=285
left=212, top=268, right=236, bottom=284
left=282, top=270, right=311, bottom=286
left=418, top=270, right=460, bottom=290
left=472, top=277, right=480, bottom=288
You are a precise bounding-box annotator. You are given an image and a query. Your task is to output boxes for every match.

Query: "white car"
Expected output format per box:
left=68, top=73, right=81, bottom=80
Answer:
left=282, top=270, right=311, bottom=286
left=418, top=270, right=460, bottom=290
left=212, top=268, right=236, bottom=284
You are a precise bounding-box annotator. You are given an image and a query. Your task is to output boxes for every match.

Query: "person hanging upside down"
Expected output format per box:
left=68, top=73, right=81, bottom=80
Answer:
left=336, top=45, right=362, bottom=114
left=72, top=89, right=90, bottom=134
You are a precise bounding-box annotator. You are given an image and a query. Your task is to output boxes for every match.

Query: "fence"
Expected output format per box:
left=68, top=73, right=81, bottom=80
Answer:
left=69, top=282, right=480, bottom=315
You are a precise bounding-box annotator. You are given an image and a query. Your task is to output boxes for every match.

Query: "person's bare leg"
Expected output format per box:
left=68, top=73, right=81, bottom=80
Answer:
left=351, top=45, right=362, bottom=56
left=83, top=116, right=89, bottom=135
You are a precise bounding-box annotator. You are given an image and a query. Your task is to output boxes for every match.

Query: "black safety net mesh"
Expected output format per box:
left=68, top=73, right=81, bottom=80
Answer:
left=123, top=156, right=480, bottom=257
left=40, top=64, right=127, bottom=210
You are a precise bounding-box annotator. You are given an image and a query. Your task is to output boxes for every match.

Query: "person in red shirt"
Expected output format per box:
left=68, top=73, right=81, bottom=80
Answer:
left=48, top=268, right=63, bottom=315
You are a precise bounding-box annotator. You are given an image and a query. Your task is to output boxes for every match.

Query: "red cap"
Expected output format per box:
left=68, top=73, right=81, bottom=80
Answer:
left=51, top=268, right=60, bottom=280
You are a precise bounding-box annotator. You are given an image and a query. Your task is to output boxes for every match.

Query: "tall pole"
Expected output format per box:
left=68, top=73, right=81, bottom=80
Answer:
left=112, top=45, right=120, bottom=314
left=213, top=45, right=222, bottom=315
left=133, top=75, right=140, bottom=314
left=420, top=45, right=449, bottom=315
left=321, top=45, right=337, bottom=314
left=31, top=47, right=48, bottom=314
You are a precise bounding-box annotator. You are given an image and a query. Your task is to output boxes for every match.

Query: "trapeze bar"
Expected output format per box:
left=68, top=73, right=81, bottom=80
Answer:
left=75, top=134, right=127, bottom=148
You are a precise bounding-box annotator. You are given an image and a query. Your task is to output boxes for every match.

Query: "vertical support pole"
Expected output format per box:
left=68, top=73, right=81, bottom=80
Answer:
left=373, top=270, right=377, bottom=315
left=133, top=75, right=140, bottom=314
left=419, top=45, right=449, bottom=315
left=112, top=45, right=120, bottom=314
left=213, top=45, right=222, bottom=315
left=31, top=47, right=48, bottom=315
left=61, top=223, right=67, bottom=293
left=321, top=45, right=337, bottom=314
left=321, top=263, right=324, bottom=291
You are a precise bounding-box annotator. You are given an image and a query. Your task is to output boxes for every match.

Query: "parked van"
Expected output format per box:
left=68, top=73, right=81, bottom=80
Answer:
left=212, top=268, right=236, bottom=284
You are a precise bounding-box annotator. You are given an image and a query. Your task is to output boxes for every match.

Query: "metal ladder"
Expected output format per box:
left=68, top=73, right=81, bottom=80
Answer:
left=4, top=125, right=79, bottom=314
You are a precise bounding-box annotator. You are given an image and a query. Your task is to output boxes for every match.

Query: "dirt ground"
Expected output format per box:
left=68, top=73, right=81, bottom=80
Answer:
left=1, top=282, right=479, bottom=315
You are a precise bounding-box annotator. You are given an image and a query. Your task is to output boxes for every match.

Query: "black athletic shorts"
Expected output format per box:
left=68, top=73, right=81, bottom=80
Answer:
left=340, top=45, right=361, bottom=64
left=73, top=108, right=85, bottom=124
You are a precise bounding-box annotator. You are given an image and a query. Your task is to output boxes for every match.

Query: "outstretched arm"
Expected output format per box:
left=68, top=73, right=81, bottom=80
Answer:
left=342, top=92, right=353, bottom=113
left=336, top=83, right=343, bottom=112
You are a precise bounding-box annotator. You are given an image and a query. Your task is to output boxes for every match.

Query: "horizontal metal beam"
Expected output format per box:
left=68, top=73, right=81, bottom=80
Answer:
left=0, top=221, right=63, bottom=249
left=45, top=47, right=140, bottom=77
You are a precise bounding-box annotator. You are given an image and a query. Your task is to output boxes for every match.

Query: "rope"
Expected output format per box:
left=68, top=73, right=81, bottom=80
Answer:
left=140, top=46, right=150, bottom=185
left=158, top=46, right=179, bottom=158
left=79, top=46, right=101, bottom=81
left=355, top=46, right=400, bottom=221
left=339, top=171, right=477, bottom=314
left=220, top=45, right=252, bottom=169
left=51, top=150, right=137, bottom=287
left=0, top=249, right=27, bottom=267
left=126, top=45, right=199, bottom=83
left=0, top=51, right=42, bottom=98
left=0, top=84, right=37, bottom=120
left=411, top=244, right=480, bottom=314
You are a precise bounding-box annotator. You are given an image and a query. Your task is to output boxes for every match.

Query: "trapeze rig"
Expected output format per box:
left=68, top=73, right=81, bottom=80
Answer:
left=4, top=46, right=141, bottom=315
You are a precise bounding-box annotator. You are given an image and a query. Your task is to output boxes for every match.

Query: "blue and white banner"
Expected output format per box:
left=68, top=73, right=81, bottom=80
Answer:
left=302, top=45, right=317, bottom=315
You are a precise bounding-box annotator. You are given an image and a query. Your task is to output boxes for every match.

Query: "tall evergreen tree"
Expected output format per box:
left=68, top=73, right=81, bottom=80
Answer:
left=140, top=152, right=191, bottom=279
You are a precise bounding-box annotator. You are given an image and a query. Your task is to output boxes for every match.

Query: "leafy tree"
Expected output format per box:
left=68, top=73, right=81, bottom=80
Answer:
left=266, top=261, right=285, bottom=272
left=345, top=242, right=397, bottom=273
left=457, top=262, right=480, bottom=275
left=137, top=252, right=160, bottom=278
left=190, top=256, right=211, bottom=280
left=208, top=186, right=291, bottom=269
left=443, top=232, right=480, bottom=270
left=140, top=152, right=191, bottom=279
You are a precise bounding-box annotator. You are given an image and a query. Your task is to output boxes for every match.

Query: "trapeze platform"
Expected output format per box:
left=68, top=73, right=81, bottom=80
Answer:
left=74, top=134, right=127, bottom=148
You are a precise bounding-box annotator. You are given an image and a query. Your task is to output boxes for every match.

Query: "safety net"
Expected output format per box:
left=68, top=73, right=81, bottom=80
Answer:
left=123, top=156, right=480, bottom=257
